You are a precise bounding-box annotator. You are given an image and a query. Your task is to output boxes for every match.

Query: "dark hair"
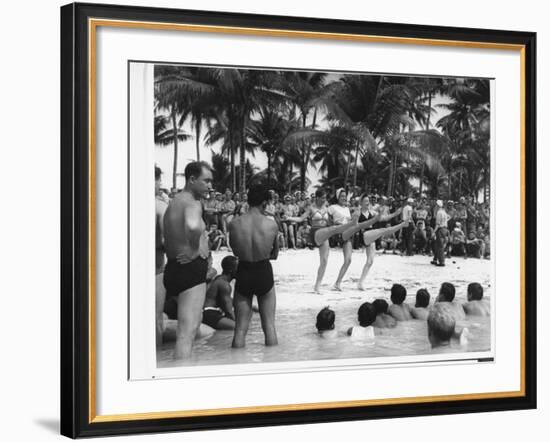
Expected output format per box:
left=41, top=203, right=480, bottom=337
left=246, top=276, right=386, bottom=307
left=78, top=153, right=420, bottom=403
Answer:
left=415, top=289, right=430, bottom=308
left=390, top=284, right=407, bottom=305
left=357, top=302, right=377, bottom=327
left=428, top=304, right=456, bottom=342
left=184, top=161, right=212, bottom=181
left=467, top=282, right=484, bottom=301
left=247, top=185, right=270, bottom=207
left=155, top=166, right=162, bottom=181
left=315, top=189, right=326, bottom=199
left=316, top=307, right=335, bottom=332
left=372, top=299, right=389, bottom=315
left=221, top=255, right=238, bottom=275
left=439, top=282, right=456, bottom=302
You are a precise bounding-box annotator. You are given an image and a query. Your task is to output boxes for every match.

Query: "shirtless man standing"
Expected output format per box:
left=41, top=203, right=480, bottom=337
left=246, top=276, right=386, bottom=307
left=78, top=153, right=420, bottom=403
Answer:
left=228, top=185, right=279, bottom=348
left=163, top=161, right=213, bottom=360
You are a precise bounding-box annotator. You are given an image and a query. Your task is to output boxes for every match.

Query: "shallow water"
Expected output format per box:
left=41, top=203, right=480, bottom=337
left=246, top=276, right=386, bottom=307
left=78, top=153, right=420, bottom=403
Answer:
left=157, top=300, right=491, bottom=368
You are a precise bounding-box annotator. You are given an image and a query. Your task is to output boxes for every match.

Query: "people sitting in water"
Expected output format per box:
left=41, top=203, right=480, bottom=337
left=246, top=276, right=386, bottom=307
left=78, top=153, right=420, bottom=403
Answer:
left=316, top=306, right=337, bottom=338
left=347, top=302, right=376, bottom=340
left=372, top=299, right=397, bottom=328
left=463, top=282, right=490, bottom=316
left=207, top=223, right=226, bottom=251
left=435, top=282, right=466, bottom=321
left=411, top=288, right=430, bottom=320
left=427, top=303, right=470, bottom=349
left=202, top=255, right=238, bottom=330
left=388, top=284, right=413, bottom=321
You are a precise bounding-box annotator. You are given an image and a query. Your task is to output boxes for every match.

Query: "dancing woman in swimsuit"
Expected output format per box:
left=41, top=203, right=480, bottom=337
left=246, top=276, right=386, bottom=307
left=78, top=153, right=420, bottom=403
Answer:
left=286, top=189, right=357, bottom=293
left=340, top=195, right=405, bottom=290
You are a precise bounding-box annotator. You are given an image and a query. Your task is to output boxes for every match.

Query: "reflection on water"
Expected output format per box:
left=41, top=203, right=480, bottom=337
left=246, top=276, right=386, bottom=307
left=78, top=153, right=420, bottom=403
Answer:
left=157, top=301, right=491, bottom=368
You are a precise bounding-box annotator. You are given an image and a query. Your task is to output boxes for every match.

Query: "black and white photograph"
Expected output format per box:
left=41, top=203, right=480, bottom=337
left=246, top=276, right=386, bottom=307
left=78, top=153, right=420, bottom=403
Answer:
left=145, top=63, right=494, bottom=369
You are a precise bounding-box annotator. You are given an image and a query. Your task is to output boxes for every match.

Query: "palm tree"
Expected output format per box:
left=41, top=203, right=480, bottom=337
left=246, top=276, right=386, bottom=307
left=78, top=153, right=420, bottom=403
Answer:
left=280, top=72, right=345, bottom=192
left=436, top=78, right=490, bottom=199
left=154, top=67, right=198, bottom=190
left=247, top=105, right=294, bottom=188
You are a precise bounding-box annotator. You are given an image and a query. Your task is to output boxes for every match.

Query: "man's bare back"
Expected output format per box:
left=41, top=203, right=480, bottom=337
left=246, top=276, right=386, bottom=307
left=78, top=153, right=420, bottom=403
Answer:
left=228, top=187, right=279, bottom=348
left=228, top=211, right=279, bottom=262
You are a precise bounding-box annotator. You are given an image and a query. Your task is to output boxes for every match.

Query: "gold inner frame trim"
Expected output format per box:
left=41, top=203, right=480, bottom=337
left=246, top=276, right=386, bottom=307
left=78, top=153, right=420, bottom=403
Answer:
left=88, top=17, right=527, bottom=424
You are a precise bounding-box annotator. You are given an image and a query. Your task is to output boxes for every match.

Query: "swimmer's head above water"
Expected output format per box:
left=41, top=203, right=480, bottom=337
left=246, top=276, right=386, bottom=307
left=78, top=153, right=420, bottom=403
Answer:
left=316, top=307, right=335, bottom=332
left=427, top=303, right=456, bottom=348
left=357, top=302, right=377, bottom=327
left=415, top=289, right=430, bottom=308
left=390, top=284, right=407, bottom=305
left=372, top=299, right=389, bottom=315
left=437, top=282, right=456, bottom=303
left=467, top=282, right=483, bottom=301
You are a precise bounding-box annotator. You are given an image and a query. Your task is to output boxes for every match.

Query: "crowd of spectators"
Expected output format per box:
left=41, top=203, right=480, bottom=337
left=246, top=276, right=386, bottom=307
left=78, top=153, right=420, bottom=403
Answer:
left=157, top=186, right=490, bottom=259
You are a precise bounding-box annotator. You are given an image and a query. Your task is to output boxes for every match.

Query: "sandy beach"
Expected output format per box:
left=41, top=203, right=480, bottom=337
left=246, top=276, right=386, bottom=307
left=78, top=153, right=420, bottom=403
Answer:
left=212, top=247, right=492, bottom=309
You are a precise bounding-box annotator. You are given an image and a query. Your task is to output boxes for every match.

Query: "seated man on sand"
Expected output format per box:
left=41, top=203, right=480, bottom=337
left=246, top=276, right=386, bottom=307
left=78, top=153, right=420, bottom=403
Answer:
left=428, top=303, right=469, bottom=349
left=388, top=284, right=413, bottom=321
left=411, top=288, right=431, bottom=320
left=435, top=282, right=466, bottom=321
left=347, top=302, right=376, bottom=340
left=372, top=299, right=397, bottom=328
left=202, top=255, right=238, bottom=330
left=463, top=282, right=490, bottom=316
left=315, top=307, right=337, bottom=338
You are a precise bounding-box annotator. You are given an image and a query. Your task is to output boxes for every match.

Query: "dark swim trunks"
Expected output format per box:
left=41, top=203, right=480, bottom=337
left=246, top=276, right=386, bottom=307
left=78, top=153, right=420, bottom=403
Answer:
left=202, top=307, right=226, bottom=328
left=235, top=260, right=274, bottom=297
left=163, top=257, right=208, bottom=300
left=163, top=257, right=208, bottom=319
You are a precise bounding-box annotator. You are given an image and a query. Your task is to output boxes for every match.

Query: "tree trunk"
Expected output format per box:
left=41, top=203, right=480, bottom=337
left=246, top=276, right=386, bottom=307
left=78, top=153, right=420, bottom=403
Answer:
left=171, top=105, right=179, bottom=191
left=267, top=151, right=272, bottom=188
left=483, top=169, right=487, bottom=203
left=239, top=117, right=246, bottom=194
left=288, top=164, right=293, bottom=193
left=229, top=123, right=236, bottom=193
left=195, top=119, right=201, bottom=161
left=387, top=151, right=394, bottom=196
left=300, top=112, right=308, bottom=193
left=352, top=141, right=360, bottom=188
left=419, top=90, right=432, bottom=198
left=419, top=163, right=425, bottom=197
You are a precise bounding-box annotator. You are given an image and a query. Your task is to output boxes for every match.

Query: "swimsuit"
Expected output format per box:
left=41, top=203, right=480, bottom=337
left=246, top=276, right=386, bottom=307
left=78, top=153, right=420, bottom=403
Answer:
left=235, top=259, right=274, bottom=297
left=309, top=207, right=329, bottom=247
left=202, top=307, right=226, bottom=328
left=163, top=257, right=208, bottom=300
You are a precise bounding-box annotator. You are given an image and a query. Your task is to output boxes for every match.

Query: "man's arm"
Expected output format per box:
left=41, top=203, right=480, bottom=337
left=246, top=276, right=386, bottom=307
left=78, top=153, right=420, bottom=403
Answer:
left=269, top=223, right=280, bottom=260
left=218, top=284, right=235, bottom=320
left=181, top=202, right=207, bottom=260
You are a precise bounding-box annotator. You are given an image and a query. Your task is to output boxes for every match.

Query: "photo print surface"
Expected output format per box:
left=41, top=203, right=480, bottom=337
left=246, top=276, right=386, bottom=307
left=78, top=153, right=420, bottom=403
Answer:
left=140, top=62, right=494, bottom=370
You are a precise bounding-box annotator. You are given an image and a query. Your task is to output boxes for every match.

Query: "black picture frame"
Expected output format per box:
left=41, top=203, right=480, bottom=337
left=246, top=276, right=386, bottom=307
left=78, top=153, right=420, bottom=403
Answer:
left=60, top=2, right=537, bottom=438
